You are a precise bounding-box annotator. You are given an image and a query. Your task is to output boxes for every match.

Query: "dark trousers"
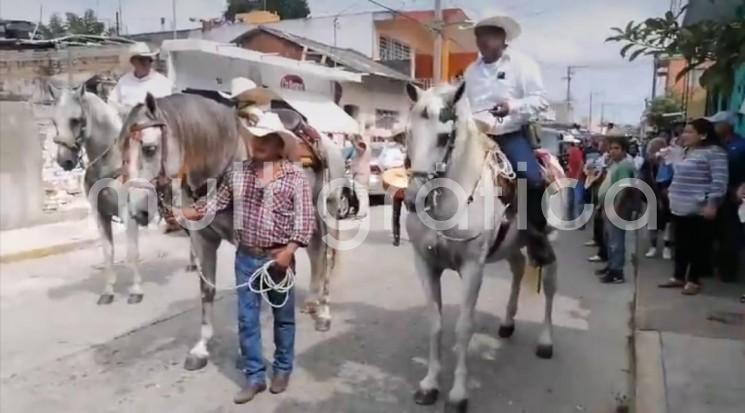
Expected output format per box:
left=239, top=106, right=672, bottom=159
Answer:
left=715, top=199, right=744, bottom=282
left=672, top=215, right=714, bottom=284
left=392, top=196, right=404, bottom=241
left=594, top=207, right=608, bottom=261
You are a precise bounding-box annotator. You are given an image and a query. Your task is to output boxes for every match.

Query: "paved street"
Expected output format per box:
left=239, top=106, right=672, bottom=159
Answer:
left=1, top=206, right=634, bottom=413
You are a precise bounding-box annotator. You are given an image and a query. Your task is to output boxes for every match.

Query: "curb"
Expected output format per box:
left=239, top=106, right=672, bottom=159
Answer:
left=634, top=330, right=667, bottom=413
left=0, top=239, right=98, bottom=264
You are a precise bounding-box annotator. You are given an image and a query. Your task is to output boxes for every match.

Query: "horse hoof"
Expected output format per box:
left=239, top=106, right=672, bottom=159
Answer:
left=445, top=399, right=468, bottom=413
left=413, top=388, right=439, bottom=405
left=127, top=294, right=144, bottom=304
left=536, top=344, right=554, bottom=359
left=498, top=324, right=515, bottom=338
left=315, top=318, right=331, bottom=332
left=301, top=302, right=318, bottom=315
left=185, top=264, right=198, bottom=272
left=97, top=294, right=114, bottom=305
left=184, top=355, right=208, bottom=371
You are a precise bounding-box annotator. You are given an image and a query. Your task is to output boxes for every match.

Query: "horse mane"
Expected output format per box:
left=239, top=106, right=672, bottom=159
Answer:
left=121, top=94, right=242, bottom=189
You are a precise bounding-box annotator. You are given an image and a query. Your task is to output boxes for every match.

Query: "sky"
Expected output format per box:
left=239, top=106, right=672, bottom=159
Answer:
left=2, top=0, right=671, bottom=125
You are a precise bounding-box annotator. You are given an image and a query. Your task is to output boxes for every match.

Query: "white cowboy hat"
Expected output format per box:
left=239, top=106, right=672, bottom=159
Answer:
left=129, top=42, right=159, bottom=59
left=473, top=15, right=522, bottom=41
left=242, top=112, right=299, bottom=159
left=219, top=77, right=272, bottom=105
left=562, top=133, right=581, bottom=144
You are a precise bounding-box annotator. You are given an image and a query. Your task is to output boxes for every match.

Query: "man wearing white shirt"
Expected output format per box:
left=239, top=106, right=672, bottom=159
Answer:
left=110, top=44, right=173, bottom=108
left=463, top=15, right=551, bottom=253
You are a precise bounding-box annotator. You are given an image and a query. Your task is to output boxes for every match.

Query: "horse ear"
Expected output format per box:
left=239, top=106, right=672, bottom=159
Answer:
left=452, top=81, right=466, bottom=105
left=78, top=86, right=86, bottom=99
left=47, top=84, right=59, bottom=101
left=406, top=83, right=421, bottom=103
left=145, top=93, right=157, bottom=114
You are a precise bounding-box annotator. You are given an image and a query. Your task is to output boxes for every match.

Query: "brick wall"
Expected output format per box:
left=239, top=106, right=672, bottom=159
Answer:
left=240, top=32, right=304, bottom=60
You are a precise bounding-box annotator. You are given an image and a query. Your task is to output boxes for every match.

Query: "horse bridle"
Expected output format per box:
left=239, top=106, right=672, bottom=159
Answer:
left=52, top=115, right=88, bottom=167
left=409, top=104, right=459, bottom=182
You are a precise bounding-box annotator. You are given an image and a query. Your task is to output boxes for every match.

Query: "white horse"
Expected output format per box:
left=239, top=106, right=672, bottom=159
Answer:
left=404, top=83, right=559, bottom=413
left=50, top=85, right=150, bottom=304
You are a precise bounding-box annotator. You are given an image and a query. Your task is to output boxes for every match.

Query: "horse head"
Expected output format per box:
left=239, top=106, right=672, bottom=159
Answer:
left=51, top=85, right=89, bottom=171
left=404, top=81, right=469, bottom=209
left=121, top=93, right=168, bottom=225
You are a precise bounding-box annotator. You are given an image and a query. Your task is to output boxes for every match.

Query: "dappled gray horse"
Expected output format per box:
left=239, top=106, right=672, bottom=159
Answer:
left=50, top=85, right=147, bottom=305
left=404, top=83, right=558, bottom=413
left=121, top=93, right=343, bottom=371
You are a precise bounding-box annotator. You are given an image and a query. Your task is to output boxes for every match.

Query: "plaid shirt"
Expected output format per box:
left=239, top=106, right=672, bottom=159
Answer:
left=196, top=160, right=315, bottom=248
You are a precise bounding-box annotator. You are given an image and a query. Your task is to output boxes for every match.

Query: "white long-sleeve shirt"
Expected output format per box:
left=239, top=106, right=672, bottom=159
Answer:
left=110, top=70, right=173, bottom=107
left=463, top=49, right=548, bottom=136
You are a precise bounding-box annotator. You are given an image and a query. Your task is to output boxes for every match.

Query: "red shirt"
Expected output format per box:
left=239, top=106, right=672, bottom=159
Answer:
left=566, top=146, right=585, bottom=180
left=196, top=160, right=315, bottom=248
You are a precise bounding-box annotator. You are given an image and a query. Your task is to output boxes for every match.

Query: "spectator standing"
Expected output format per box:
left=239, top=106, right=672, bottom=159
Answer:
left=708, top=111, right=745, bottom=282
left=596, top=137, right=637, bottom=283
left=350, top=134, right=372, bottom=219
left=659, top=119, right=729, bottom=295
left=641, top=137, right=673, bottom=259
left=586, top=136, right=609, bottom=262
left=564, top=134, right=585, bottom=221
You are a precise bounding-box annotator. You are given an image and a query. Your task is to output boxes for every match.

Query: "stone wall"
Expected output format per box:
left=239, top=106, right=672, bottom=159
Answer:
left=0, top=46, right=132, bottom=102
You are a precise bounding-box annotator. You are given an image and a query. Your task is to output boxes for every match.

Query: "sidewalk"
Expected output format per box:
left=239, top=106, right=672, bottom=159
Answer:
left=634, top=251, right=745, bottom=413
left=0, top=215, right=123, bottom=263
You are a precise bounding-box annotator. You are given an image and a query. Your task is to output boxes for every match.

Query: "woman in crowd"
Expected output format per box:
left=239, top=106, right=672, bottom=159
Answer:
left=641, top=137, right=674, bottom=259
left=659, top=119, right=729, bottom=295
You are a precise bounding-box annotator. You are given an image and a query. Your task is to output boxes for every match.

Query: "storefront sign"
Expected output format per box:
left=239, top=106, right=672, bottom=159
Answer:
left=280, top=74, right=305, bottom=91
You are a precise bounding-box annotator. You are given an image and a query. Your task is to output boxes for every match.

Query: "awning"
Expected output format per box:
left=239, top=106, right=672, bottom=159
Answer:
left=274, top=89, right=360, bottom=135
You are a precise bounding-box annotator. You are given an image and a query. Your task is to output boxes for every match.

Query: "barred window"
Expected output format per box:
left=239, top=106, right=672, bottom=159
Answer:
left=379, top=36, right=411, bottom=61
left=375, top=109, right=400, bottom=130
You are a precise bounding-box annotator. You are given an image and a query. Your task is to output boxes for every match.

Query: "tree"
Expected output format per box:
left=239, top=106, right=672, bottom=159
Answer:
left=224, top=0, right=310, bottom=21
left=646, top=95, right=684, bottom=131
left=606, top=3, right=745, bottom=92
left=37, top=9, right=113, bottom=39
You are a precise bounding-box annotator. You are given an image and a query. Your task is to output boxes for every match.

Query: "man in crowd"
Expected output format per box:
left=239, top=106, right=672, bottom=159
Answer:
left=595, top=137, right=637, bottom=283
left=181, top=113, right=315, bottom=404
left=110, top=44, right=172, bottom=108
left=463, top=15, right=553, bottom=264
left=350, top=133, right=372, bottom=219
left=564, top=134, right=585, bottom=221
left=708, top=111, right=745, bottom=282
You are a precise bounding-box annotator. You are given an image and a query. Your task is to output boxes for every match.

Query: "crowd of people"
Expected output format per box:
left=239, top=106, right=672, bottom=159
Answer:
left=566, top=113, right=745, bottom=294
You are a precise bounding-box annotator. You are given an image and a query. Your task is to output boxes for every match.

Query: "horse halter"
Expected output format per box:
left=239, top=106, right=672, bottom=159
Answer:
left=409, top=104, right=459, bottom=182
left=52, top=114, right=88, bottom=166
left=122, top=119, right=168, bottom=186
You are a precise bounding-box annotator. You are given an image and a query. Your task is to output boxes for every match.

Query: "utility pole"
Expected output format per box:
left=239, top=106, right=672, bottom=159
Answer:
left=172, top=0, right=177, bottom=39
left=118, top=0, right=124, bottom=34
left=562, top=65, right=588, bottom=122
left=433, top=0, right=443, bottom=83
left=600, top=103, right=606, bottom=125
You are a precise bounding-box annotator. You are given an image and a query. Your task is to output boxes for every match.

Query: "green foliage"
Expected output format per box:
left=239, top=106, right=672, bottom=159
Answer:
left=646, top=95, right=684, bottom=131
left=224, top=0, right=310, bottom=21
left=37, top=9, right=114, bottom=39
left=606, top=1, right=745, bottom=92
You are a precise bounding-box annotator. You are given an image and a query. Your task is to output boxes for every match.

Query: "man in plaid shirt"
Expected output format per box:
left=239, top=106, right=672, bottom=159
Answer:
left=182, top=113, right=314, bottom=404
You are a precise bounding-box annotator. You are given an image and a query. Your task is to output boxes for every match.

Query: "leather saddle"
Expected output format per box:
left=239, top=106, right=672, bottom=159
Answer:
left=270, top=109, right=325, bottom=169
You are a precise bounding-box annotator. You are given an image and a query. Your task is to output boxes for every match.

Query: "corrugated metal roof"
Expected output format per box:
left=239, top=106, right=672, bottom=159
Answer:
left=0, top=34, right=135, bottom=50
left=237, top=26, right=412, bottom=81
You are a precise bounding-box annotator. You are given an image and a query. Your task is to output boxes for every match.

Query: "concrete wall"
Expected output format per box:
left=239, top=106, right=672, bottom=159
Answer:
left=0, top=102, right=43, bottom=229
left=340, top=75, right=409, bottom=129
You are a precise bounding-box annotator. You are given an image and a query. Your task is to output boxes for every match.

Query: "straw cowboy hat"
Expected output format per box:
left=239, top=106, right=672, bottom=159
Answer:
left=219, top=77, right=272, bottom=106
left=382, top=167, right=409, bottom=191
left=129, top=42, right=160, bottom=59
left=473, top=15, right=522, bottom=41
left=241, top=112, right=299, bottom=159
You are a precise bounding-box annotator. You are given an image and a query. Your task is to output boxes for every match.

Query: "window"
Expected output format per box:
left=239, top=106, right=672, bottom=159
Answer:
left=375, top=109, right=400, bottom=130
left=379, top=36, right=411, bottom=61
left=344, top=104, right=360, bottom=119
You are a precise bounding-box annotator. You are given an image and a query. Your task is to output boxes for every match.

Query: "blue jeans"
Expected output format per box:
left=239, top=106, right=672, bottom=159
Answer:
left=604, top=216, right=626, bottom=272
left=573, top=181, right=586, bottom=220
left=494, top=131, right=543, bottom=187
left=235, top=250, right=296, bottom=385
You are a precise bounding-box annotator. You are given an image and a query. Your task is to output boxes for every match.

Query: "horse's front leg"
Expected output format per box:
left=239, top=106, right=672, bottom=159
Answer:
left=536, top=260, right=558, bottom=359
left=184, top=234, right=218, bottom=371
left=96, top=214, right=116, bottom=305
left=413, top=253, right=443, bottom=406
left=125, top=217, right=144, bottom=304
left=499, top=250, right=526, bottom=338
left=306, top=230, right=332, bottom=332
left=447, top=261, right=485, bottom=413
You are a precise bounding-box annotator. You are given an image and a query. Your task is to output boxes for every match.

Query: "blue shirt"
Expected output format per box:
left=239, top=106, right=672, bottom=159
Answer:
left=725, top=134, right=745, bottom=189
